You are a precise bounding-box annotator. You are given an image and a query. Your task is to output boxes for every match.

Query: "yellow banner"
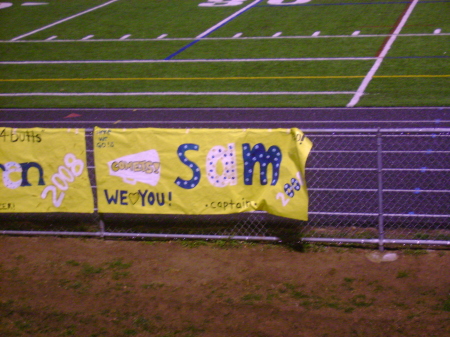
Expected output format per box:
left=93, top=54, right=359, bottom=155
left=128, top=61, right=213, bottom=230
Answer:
left=94, top=128, right=312, bottom=220
left=0, top=128, right=94, bottom=213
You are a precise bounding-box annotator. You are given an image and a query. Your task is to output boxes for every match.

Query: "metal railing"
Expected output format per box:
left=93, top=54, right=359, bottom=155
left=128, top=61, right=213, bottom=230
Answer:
left=1, top=128, right=449, bottom=250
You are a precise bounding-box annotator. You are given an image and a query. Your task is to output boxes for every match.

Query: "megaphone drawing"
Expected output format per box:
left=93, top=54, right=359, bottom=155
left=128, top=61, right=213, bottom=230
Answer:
left=108, top=150, right=161, bottom=186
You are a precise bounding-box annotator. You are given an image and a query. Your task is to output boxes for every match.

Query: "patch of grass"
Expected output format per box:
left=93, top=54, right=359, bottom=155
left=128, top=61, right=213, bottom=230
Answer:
left=212, top=240, right=242, bottom=249
left=280, top=283, right=310, bottom=300
left=392, top=301, right=408, bottom=309
left=112, top=271, right=130, bottom=280
left=241, top=294, right=262, bottom=302
left=368, top=281, right=385, bottom=292
left=266, top=293, right=278, bottom=302
left=404, top=249, right=428, bottom=256
left=65, top=260, right=80, bottom=267
left=396, top=270, right=410, bottom=279
left=107, top=259, right=132, bottom=270
left=0, top=299, right=14, bottom=316
left=325, top=302, right=341, bottom=310
left=113, top=283, right=134, bottom=293
left=435, top=234, right=450, bottom=241
left=342, top=277, right=355, bottom=290
left=61, top=326, right=76, bottom=336
left=283, top=283, right=297, bottom=290
left=14, top=320, right=32, bottom=331
left=442, top=297, right=450, bottom=312
left=413, top=233, right=430, bottom=240
left=349, top=295, right=374, bottom=308
left=81, top=263, right=104, bottom=276
left=179, top=240, right=208, bottom=248
left=301, top=243, right=327, bottom=253
left=291, top=290, right=309, bottom=299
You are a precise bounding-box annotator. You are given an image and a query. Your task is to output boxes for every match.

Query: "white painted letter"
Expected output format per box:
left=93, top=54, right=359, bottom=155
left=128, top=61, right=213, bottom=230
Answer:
left=2, top=162, right=22, bottom=189
left=199, top=0, right=247, bottom=7
left=206, top=144, right=237, bottom=187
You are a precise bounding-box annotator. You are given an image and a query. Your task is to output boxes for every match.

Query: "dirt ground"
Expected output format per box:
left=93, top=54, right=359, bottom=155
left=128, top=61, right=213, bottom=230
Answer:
left=0, top=236, right=449, bottom=337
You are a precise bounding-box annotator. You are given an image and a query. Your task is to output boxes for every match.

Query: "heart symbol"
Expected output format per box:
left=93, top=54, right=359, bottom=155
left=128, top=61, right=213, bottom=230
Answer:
left=129, top=192, right=140, bottom=205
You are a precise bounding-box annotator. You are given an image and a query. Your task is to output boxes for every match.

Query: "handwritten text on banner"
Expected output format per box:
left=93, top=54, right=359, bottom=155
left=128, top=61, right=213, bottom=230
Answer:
left=94, top=128, right=312, bottom=220
left=0, top=128, right=94, bottom=213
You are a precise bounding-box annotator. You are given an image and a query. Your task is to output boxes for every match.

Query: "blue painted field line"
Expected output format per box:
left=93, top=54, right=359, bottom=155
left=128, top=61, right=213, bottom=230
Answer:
left=165, top=0, right=263, bottom=60
left=259, top=0, right=449, bottom=6
left=165, top=40, right=201, bottom=60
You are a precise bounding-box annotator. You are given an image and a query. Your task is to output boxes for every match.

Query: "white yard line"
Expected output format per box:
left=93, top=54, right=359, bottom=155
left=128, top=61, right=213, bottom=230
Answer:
left=346, top=0, right=419, bottom=107
left=2, top=32, right=449, bottom=44
left=10, top=0, right=120, bottom=41
left=195, top=0, right=262, bottom=39
left=0, top=57, right=376, bottom=65
left=0, top=91, right=356, bottom=97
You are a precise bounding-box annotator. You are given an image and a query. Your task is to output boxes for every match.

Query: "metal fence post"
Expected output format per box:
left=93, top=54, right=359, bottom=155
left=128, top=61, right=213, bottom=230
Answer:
left=376, top=129, right=385, bottom=251
left=99, top=215, right=105, bottom=239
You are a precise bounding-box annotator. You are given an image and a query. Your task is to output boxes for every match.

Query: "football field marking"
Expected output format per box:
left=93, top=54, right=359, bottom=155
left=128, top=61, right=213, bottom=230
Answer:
left=165, top=0, right=262, bottom=60
left=2, top=32, right=449, bottom=43
left=22, top=2, right=48, bottom=6
left=0, top=75, right=366, bottom=82
left=0, top=91, right=356, bottom=97
left=10, top=0, right=120, bottom=41
left=0, top=57, right=377, bottom=65
left=347, top=0, right=419, bottom=107
left=195, top=0, right=262, bottom=39
left=1, top=75, right=448, bottom=83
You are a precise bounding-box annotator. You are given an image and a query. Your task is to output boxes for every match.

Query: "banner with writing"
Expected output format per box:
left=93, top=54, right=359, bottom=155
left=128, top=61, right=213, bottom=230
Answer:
left=0, top=128, right=94, bottom=213
left=94, top=128, right=312, bottom=220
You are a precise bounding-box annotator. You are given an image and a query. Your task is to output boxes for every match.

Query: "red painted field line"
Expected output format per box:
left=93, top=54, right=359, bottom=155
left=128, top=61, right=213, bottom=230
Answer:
left=375, top=0, right=412, bottom=57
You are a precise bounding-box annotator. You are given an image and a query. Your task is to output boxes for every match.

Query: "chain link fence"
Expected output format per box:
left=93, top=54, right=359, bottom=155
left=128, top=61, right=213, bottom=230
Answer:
left=1, top=128, right=449, bottom=249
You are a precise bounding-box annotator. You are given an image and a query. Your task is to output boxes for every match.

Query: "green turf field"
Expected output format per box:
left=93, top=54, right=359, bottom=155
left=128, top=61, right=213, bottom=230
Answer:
left=0, top=0, right=448, bottom=108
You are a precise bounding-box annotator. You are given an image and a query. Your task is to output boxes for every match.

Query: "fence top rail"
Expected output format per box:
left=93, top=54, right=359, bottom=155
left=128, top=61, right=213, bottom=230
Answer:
left=1, top=125, right=449, bottom=133
left=302, top=128, right=450, bottom=133
left=75, top=128, right=450, bottom=133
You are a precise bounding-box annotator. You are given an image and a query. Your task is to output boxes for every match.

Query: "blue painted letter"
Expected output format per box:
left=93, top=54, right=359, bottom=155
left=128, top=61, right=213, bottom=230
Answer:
left=175, top=144, right=201, bottom=189
left=242, top=143, right=282, bottom=185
